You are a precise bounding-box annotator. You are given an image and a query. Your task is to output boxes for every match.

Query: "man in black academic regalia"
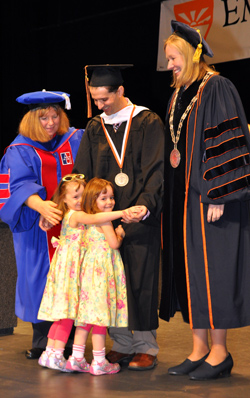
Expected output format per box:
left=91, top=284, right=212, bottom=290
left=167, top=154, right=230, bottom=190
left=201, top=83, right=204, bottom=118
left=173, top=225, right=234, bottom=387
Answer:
left=73, top=64, right=164, bottom=370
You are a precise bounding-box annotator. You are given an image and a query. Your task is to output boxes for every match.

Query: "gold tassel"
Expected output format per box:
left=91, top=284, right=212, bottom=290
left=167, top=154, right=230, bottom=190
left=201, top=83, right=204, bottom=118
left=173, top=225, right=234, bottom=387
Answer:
left=84, top=66, right=92, bottom=118
left=193, top=29, right=203, bottom=63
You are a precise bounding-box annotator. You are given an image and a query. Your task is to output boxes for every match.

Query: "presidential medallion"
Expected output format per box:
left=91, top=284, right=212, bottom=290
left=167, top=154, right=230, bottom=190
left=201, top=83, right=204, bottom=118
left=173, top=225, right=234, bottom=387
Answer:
left=170, top=148, right=181, bottom=168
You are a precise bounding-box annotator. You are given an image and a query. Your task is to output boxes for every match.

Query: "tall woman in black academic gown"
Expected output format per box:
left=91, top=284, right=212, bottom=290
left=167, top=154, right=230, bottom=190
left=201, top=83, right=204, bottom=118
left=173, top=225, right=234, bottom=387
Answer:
left=160, top=21, right=250, bottom=380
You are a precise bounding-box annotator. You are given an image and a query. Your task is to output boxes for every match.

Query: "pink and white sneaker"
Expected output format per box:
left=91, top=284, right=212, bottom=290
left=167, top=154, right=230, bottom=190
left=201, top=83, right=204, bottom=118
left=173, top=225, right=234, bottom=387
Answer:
left=65, top=355, right=90, bottom=372
left=38, top=350, right=50, bottom=368
left=46, top=353, right=72, bottom=372
left=89, top=359, right=120, bottom=376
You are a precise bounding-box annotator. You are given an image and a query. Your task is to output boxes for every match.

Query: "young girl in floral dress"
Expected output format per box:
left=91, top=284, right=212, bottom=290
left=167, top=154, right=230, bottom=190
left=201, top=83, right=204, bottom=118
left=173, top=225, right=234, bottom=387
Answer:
left=66, top=177, right=128, bottom=376
left=37, top=174, right=135, bottom=372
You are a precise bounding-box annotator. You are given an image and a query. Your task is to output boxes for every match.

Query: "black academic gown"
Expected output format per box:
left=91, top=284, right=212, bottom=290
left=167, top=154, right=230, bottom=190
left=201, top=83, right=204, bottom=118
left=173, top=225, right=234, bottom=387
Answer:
left=160, top=74, right=250, bottom=329
left=160, top=81, right=201, bottom=324
left=73, top=109, right=164, bottom=331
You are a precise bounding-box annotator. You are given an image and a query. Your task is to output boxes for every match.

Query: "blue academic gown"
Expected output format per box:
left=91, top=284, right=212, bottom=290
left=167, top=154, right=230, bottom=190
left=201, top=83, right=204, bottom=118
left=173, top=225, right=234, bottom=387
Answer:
left=0, top=127, right=84, bottom=323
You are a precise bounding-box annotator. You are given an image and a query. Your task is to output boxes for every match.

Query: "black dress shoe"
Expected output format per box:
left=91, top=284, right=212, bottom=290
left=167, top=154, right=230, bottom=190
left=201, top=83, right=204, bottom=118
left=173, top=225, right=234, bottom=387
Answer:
left=189, top=353, right=233, bottom=380
left=168, top=352, right=209, bottom=375
left=25, top=347, right=45, bottom=359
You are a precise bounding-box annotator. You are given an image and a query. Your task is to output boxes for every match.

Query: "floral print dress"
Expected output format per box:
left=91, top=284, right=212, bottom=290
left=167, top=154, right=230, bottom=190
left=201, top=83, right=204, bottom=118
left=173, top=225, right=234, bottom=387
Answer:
left=38, top=210, right=86, bottom=321
left=75, top=224, right=128, bottom=328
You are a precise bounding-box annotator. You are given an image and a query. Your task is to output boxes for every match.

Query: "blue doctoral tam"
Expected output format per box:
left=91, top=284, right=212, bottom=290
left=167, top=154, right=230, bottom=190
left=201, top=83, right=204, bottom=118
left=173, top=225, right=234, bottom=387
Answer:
left=16, top=90, right=71, bottom=109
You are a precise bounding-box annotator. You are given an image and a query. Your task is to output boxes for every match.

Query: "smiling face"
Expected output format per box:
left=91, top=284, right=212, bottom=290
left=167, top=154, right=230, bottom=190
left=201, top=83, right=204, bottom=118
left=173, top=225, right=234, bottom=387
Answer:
left=96, top=185, right=115, bottom=212
left=165, top=43, right=185, bottom=81
left=39, top=107, right=60, bottom=138
left=63, top=182, right=84, bottom=211
left=89, top=86, right=126, bottom=116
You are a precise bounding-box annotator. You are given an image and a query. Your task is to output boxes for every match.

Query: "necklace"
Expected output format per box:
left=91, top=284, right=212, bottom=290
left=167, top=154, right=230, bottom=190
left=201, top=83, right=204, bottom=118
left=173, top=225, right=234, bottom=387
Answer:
left=169, top=72, right=213, bottom=168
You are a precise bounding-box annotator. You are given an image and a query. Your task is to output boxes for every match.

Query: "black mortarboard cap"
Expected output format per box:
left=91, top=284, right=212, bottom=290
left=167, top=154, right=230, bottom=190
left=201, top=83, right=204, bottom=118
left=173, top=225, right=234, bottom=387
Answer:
left=84, top=64, right=133, bottom=118
left=86, top=64, right=133, bottom=87
left=171, top=20, right=214, bottom=58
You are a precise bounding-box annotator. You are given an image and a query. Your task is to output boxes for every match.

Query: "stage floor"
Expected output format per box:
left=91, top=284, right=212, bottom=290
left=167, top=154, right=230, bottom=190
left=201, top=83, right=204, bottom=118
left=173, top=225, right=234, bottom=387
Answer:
left=1, top=312, right=250, bottom=398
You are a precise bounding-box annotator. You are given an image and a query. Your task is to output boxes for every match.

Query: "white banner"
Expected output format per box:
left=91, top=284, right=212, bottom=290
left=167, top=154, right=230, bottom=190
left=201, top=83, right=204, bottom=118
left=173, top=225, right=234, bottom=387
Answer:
left=157, top=0, right=250, bottom=70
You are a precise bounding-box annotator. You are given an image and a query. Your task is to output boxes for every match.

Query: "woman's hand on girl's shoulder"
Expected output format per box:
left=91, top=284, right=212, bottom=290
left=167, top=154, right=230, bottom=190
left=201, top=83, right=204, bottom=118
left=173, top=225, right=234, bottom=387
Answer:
left=39, top=200, right=63, bottom=225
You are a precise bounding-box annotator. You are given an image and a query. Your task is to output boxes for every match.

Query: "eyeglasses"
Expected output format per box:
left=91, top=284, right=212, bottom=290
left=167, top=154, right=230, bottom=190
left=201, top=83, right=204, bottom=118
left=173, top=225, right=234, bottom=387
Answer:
left=62, top=174, right=85, bottom=182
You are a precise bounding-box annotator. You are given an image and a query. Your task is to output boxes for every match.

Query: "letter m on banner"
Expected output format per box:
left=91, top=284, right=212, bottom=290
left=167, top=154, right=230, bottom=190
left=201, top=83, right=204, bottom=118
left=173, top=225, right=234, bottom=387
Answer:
left=157, top=0, right=250, bottom=70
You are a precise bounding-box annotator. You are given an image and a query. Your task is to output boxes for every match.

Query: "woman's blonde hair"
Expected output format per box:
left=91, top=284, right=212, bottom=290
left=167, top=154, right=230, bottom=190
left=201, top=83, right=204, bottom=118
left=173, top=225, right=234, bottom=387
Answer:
left=18, top=105, right=70, bottom=142
left=164, top=33, right=219, bottom=89
left=52, top=174, right=87, bottom=218
left=82, top=177, right=114, bottom=214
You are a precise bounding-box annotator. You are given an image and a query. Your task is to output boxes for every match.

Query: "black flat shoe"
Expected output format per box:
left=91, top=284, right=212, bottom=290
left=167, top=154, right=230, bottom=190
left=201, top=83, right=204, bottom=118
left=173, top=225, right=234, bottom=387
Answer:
left=25, top=347, right=45, bottom=359
left=168, top=352, right=209, bottom=375
left=189, top=353, right=233, bottom=380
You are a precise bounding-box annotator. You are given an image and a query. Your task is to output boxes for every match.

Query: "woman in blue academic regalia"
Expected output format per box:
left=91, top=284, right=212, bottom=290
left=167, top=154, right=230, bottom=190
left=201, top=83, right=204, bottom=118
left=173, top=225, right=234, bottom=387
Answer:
left=0, top=90, right=84, bottom=359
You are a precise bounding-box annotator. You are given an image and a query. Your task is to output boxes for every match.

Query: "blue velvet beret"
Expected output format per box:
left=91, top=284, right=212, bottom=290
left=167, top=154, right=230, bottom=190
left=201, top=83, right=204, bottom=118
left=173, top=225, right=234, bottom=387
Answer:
left=171, top=20, right=213, bottom=58
left=16, top=90, right=71, bottom=109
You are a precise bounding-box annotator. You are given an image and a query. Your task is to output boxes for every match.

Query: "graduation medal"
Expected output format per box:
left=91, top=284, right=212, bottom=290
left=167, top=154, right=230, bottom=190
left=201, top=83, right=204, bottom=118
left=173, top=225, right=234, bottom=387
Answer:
left=101, top=105, right=136, bottom=187
left=114, top=172, right=129, bottom=187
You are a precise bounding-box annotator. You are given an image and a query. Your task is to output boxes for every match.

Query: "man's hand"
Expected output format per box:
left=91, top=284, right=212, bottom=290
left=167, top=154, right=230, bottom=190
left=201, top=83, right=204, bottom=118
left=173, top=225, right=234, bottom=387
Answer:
left=122, top=205, right=148, bottom=223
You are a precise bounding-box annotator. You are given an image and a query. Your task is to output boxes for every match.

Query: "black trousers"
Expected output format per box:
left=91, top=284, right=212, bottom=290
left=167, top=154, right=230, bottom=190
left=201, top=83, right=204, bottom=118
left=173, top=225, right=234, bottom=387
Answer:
left=31, top=321, right=75, bottom=348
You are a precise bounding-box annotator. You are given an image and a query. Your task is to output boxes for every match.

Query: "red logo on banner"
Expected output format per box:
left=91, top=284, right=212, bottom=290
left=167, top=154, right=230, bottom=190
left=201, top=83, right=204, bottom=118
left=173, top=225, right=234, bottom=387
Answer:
left=174, top=0, right=214, bottom=39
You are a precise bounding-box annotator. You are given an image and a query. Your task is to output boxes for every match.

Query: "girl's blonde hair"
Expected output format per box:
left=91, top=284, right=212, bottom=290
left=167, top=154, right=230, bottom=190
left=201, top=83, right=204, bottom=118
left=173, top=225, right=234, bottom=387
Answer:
left=82, top=177, right=114, bottom=214
left=164, top=34, right=219, bottom=89
left=18, top=105, right=70, bottom=142
left=52, top=174, right=87, bottom=217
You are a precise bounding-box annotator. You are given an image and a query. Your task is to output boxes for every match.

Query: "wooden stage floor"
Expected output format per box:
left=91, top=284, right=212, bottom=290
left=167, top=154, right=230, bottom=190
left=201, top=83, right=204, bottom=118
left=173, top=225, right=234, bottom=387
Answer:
left=1, top=312, right=250, bottom=398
